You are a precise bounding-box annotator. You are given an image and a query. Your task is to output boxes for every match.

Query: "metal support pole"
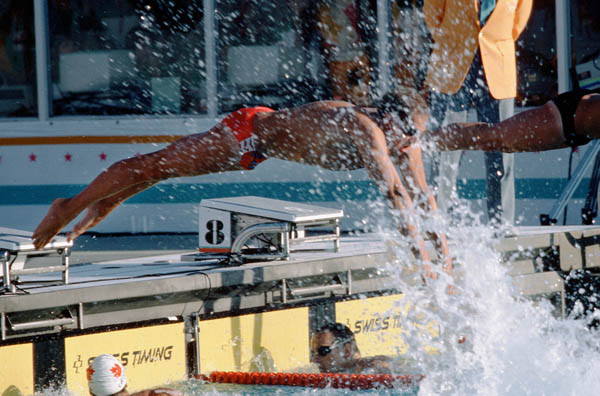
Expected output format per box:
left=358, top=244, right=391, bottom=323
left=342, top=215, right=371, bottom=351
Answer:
left=541, top=140, right=600, bottom=224
left=334, top=219, right=340, bottom=252
left=555, top=0, right=572, bottom=93
left=193, top=312, right=201, bottom=376
left=347, top=269, right=352, bottom=295
left=78, top=302, right=84, bottom=329
left=2, top=251, right=11, bottom=292
left=282, top=231, right=290, bottom=260
left=376, top=0, right=391, bottom=96
left=204, top=0, right=218, bottom=118
left=282, top=279, right=288, bottom=304
left=62, top=247, right=71, bottom=284
left=33, top=0, right=52, bottom=120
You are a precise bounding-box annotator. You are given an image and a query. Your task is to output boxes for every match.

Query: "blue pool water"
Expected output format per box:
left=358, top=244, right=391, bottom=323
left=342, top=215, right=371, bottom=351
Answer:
left=181, top=382, right=419, bottom=395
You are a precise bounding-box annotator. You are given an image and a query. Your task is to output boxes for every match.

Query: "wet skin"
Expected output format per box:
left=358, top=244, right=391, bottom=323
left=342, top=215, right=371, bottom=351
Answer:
left=35, top=93, right=600, bottom=275
left=32, top=100, right=447, bottom=277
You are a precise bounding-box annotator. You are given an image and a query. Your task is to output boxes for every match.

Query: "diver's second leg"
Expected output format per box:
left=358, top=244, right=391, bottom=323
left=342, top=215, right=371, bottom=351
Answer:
left=67, top=182, right=158, bottom=241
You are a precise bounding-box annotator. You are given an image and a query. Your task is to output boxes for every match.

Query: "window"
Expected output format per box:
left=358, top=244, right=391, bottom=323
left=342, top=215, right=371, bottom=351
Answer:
left=516, top=0, right=557, bottom=106
left=390, top=0, right=429, bottom=91
left=50, top=0, right=206, bottom=116
left=572, top=0, right=600, bottom=91
left=0, top=0, right=36, bottom=117
left=215, top=0, right=323, bottom=113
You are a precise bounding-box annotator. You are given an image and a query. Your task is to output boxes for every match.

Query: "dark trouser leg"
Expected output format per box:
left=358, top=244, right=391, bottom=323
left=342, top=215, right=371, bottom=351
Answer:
left=484, top=152, right=504, bottom=224
left=466, top=53, right=506, bottom=224
left=426, top=90, right=450, bottom=197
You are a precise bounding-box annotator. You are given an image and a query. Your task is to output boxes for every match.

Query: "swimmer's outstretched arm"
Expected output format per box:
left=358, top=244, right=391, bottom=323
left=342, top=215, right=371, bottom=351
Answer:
left=397, top=144, right=452, bottom=274
left=346, top=111, right=435, bottom=273
left=32, top=125, right=241, bottom=249
left=130, top=387, right=184, bottom=396
left=427, top=94, right=600, bottom=153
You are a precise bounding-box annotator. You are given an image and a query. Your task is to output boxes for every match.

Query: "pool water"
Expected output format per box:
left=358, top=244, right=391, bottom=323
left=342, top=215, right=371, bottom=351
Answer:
left=180, top=381, right=419, bottom=396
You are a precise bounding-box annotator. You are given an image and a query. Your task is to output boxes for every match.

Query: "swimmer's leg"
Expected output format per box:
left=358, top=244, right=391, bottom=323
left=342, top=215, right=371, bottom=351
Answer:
left=32, top=125, right=240, bottom=249
left=67, top=182, right=157, bottom=241
left=432, top=92, right=600, bottom=152
left=428, top=101, right=565, bottom=152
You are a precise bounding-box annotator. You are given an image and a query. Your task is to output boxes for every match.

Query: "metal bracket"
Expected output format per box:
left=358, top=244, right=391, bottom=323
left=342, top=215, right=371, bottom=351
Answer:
left=231, top=222, right=290, bottom=260
left=281, top=271, right=351, bottom=304
left=0, top=227, right=73, bottom=293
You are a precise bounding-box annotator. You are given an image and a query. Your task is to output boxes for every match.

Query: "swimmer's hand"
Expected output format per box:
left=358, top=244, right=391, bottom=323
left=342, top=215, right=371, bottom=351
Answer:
left=393, top=134, right=418, bottom=155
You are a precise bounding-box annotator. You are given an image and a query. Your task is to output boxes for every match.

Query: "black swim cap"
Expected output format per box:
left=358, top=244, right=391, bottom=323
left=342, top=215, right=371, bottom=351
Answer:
left=317, top=323, right=356, bottom=345
left=375, top=92, right=415, bottom=136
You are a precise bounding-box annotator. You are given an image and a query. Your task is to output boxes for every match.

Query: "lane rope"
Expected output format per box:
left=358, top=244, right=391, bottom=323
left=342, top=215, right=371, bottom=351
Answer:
left=195, top=371, right=423, bottom=390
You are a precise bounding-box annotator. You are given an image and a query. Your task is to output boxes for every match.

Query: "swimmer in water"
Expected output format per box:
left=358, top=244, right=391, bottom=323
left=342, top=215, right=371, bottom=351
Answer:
left=87, top=354, right=183, bottom=396
left=32, top=87, right=450, bottom=279
left=311, top=323, right=392, bottom=374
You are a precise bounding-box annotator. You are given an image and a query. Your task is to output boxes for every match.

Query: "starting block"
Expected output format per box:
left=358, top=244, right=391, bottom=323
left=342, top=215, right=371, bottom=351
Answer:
left=190, top=196, right=343, bottom=262
left=0, top=227, right=73, bottom=293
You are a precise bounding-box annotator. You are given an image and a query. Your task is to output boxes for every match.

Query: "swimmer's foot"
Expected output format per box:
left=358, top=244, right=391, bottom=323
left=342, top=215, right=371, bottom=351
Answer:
left=32, top=198, right=78, bottom=250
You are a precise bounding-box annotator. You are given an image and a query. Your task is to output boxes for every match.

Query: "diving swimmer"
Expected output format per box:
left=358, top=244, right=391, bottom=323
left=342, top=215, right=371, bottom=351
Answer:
left=32, top=87, right=450, bottom=277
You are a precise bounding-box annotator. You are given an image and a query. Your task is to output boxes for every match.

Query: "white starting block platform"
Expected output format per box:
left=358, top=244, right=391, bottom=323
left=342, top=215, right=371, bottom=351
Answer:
left=0, top=227, right=73, bottom=293
left=193, top=196, right=343, bottom=262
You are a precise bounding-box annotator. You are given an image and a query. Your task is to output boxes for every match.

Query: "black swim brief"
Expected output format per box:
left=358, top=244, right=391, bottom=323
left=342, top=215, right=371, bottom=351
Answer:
left=552, top=88, right=599, bottom=147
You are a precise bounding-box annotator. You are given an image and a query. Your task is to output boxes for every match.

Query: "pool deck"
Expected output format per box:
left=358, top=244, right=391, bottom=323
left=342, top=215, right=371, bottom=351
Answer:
left=2, top=224, right=600, bottom=341
left=0, top=232, right=401, bottom=341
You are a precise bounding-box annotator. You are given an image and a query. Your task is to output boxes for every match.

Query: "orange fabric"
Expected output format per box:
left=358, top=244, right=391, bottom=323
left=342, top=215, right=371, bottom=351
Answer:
left=221, top=106, right=274, bottom=170
left=423, top=0, right=532, bottom=99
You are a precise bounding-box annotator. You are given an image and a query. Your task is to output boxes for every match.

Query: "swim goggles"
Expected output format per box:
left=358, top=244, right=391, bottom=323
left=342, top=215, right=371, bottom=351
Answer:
left=315, top=339, right=350, bottom=357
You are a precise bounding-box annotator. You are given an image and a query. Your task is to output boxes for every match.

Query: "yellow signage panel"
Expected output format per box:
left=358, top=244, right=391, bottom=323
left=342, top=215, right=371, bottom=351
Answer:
left=199, top=308, right=309, bottom=373
left=65, top=322, right=186, bottom=395
left=0, top=343, right=34, bottom=396
left=336, top=294, right=439, bottom=357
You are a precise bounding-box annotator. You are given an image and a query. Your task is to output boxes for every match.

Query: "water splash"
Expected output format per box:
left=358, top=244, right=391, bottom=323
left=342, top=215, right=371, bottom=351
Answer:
left=384, top=198, right=600, bottom=396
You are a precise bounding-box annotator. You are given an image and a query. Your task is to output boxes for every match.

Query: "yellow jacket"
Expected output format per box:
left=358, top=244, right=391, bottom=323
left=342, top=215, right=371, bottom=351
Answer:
left=423, top=0, right=532, bottom=99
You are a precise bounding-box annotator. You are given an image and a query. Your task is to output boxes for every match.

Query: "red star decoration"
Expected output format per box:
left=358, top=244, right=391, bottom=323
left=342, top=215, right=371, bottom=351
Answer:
left=65, top=153, right=72, bottom=161
left=110, top=363, right=122, bottom=377
left=87, top=366, right=94, bottom=381
left=29, top=153, right=37, bottom=162
left=99, top=153, right=107, bottom=161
